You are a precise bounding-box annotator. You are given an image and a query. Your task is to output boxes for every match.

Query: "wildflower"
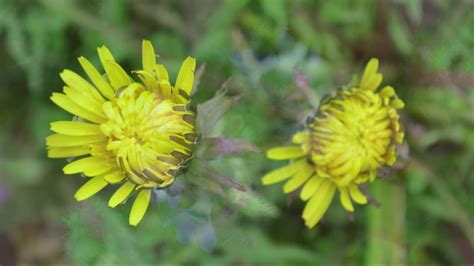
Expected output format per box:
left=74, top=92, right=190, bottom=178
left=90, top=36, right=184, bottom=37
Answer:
left=262, top=59, right=405, bottom=228
left=46, top=40, right=199, bottom=226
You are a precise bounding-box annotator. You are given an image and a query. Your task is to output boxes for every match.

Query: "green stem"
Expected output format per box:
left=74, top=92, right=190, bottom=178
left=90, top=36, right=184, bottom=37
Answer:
left=366, top=181, right=406, bottom=265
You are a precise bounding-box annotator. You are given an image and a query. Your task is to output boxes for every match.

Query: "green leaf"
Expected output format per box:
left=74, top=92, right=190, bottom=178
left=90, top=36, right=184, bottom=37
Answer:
left=388, top=10, right=413, bottom=55
left=196, top=86, right=241, bottom=136
left=198, top=137, right=260, bottom=160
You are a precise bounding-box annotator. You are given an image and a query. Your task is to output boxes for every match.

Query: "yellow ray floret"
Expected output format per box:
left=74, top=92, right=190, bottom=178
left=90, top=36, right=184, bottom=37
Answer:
left=46, top=40, right=199, bottom=226
left=262, top=58, right=404, bottom=228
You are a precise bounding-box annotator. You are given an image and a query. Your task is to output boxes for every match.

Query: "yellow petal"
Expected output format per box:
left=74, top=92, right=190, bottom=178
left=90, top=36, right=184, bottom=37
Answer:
left=142, top=40, right=156, bottom=72
left=391, top=98, right=405, bottom=109
left=300, top=176, right=323, bottom=201
left=266, top=146, right=306, bottom=160
left=62, top=86, right=105, bottom=117
left=327, top=150, right=354, bottom=169
left=385, top=146, right=397, bottom=166
left=104, top=61, right=132, bottom=90
left=50, top=93, right=106, bottom=124
left=175, top=56, right=196, bottom=95
left=60, top=70, right=104, bottom=103
left=330, top=160, right=354, bottom=176
left=47, top=146, right=90, bottom=158
left=283, top=163, right=313, bottom=193
left=366, top=73, right=382, bottom=91
left=361, top=58, right=379, bottom=83
left=74, top=176, right=108, bottom=201
left=395, top=131, right=405, bottom=144
left=129, top=189, right=152, bottom=226
left=134, top=70, right=159, bottom=93
left=46, top=134, right=106, bottom=147
left=109, top=181, right=136, bottom=208
left=380, top=86, right=395, bottom=98
left=158, top=80, right=172, bottom=99
left=78, top=56, right=115, bottom=100
left=97, top=45, right=116, bottom=68
left=262, top=163, right=298, bottom=185
left=335, top=157, right=362, bottom=187
left=304, top=183, right=336, bottom=228
left=63, top=156, right=110, bottom=176
left=339, top=187, right=354, bottom=212
left=104, top=171, right=125, bottom=184
left=154, top=64, right=169, bottom=81
left=98, top=45, right=129, bottom=90
left=292, top=131, right=309, bottom=144
left=349, top=184, right=367, bottom=204
left=302, top=179, right=333, bottom=220
left=50, top=121, right=102, bottom=136
left=360, top=58, right=380, bottom=91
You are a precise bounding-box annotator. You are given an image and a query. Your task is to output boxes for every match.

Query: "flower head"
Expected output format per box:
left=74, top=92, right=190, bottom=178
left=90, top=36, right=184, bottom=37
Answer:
left=262, top=59, right=405, bottom=228
left=46, top=40, right=198, bottom=226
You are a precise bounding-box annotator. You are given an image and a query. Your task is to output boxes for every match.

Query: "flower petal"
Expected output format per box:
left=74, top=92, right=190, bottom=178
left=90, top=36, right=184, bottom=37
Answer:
left=335, top=157, right=362, bottom=187
left=104, top=61, right=132, bottom=90
left=339, top=187, right=354, bottom=212
left=283, top=163, right=314, bottom=193
left=134, top=70, right=159, bottom=93
left=380, top=86, right=395, bottom=98
left=46, top=134, right=106, bottom=147
left=50, top=93, right=106, bottom=124
left=50, top=121, right=102, bottom=136
left=302, top=179, right=334, bottom=220
left=98, top=45, right=132, bottom=90
left=97, top=45, right=116, bottom=70
left=154, top=64, right=169, bottom=81
left=349, top=184, right=367, bottom=204
left=175, top=56, right=196, bottom=96
left=305, top=183, right=336, bottom=228
left=142, top=40, right=156, bottom=72
left=63, top=156, right=111, bottom=176
left=78, top=56, right=115, bottom=100
left=366, top=73, right=382, bottom=91
left=47, top=146, right=90, bottom=158
left=74, top=176, right=108, bottom=201
left=262, top=163, right=298, bottom=185
left=292, top=131, right=309, bottom=144
left=360, top=58, right=379, bottom=91
left=60, top=70, right=104, bottom=103
left=300, top=176, right=323, bottom=201
left=109, top=181, right=135, bottom=208
left=129, top=189, right=152, bottom=226
left=104, top=170, right=125, bottom=184
left=62, top=86, right=105, bottom=117
left=266, top=146, right=306, bottom=160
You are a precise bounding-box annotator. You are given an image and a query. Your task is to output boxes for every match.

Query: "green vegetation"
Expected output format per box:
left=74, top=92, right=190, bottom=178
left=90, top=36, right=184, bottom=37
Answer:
left=0, top=0, right=472, bottom=264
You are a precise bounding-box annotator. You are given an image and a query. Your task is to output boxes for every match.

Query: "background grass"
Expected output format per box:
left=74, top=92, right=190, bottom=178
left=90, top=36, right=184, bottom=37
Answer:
left=0, top=0, right=473, bottom=264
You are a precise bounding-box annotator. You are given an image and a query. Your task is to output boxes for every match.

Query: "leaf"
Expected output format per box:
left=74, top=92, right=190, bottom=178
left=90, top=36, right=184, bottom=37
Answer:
left=196, top=83, right=241, bottom=136
left=187, top=159, right=246, bottom=192
left=191, top=63, right=206, bottom=96
left=388, top=11, right=413, bottom=55
left=230, top=190, right=279, bottom=218
left=260, top=0, right=287, bottom=25
left=199, top=137, right=260, bottom=160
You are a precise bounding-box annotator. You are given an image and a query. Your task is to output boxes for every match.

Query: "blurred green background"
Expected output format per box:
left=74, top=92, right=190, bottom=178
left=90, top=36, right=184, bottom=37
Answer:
left=0, top=0, right=473, bottom=264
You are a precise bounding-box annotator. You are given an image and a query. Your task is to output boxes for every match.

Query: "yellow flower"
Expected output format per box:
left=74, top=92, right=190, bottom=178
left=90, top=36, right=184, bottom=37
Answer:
left=46, top=40, right=198, bottom=226
left=262, top=59, right=405, bottom=228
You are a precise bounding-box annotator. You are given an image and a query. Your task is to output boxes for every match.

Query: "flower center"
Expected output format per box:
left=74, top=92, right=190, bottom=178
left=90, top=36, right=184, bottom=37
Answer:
left=99, top=83, right=197, bottom=188
left=307, top=88, right=395, bottom=186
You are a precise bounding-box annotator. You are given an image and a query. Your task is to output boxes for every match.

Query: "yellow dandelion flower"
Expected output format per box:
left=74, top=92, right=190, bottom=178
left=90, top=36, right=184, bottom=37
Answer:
left=262, top=58, right=405, bottom=228
left=46, top=40, right=199, bottom=226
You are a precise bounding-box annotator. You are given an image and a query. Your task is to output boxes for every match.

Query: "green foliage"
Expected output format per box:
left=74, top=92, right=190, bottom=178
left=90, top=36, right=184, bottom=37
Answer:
left=0, top=0, right=473, bottom=264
